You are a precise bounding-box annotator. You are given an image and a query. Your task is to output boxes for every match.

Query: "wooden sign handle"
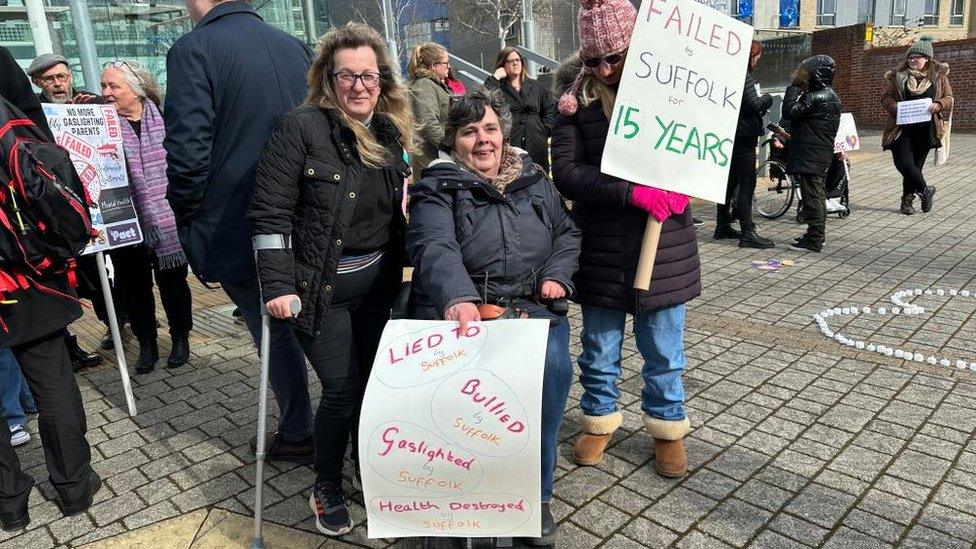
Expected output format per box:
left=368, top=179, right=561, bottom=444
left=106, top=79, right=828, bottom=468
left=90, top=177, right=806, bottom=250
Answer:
left=634, top=215, right=662, bottom=291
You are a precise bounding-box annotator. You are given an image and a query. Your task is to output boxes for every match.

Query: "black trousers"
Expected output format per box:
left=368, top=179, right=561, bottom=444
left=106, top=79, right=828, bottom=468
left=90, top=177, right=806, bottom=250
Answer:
left=296, top=252, right=399, bottom=486
left=890, top=130, right=931, bottom=196
left=110, top=245, right=193, bottom=342
left=0, top=330, right=93, bottom=515
left=798, top=173, right=827, bottom=244
left=717, top=136, right=758, bottom=230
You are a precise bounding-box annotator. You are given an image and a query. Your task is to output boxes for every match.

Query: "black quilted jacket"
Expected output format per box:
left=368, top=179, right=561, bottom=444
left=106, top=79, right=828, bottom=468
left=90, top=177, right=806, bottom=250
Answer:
left=785, top=55, right=842, bottom=176
left=247, top=106, right=409, bottom=336
left=550, top=55, right=701, bottom=314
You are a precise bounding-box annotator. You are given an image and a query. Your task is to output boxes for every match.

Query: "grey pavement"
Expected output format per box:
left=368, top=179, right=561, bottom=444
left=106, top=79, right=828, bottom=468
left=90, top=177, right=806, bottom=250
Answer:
left=2, top=132, right=975, bottom=548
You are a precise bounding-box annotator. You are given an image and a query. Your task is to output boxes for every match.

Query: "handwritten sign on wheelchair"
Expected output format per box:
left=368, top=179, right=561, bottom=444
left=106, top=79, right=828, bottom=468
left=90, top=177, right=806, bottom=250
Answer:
left=602, top=0, right=754, bottom=203
left=359, top=319, right=549, bottom=539
left=43, top=103, right=143, bottom=254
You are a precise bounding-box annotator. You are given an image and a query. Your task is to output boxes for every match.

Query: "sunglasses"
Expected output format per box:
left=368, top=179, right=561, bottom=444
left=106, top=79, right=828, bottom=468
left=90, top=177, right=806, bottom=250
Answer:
left=582, top=52, right=625, bottom=69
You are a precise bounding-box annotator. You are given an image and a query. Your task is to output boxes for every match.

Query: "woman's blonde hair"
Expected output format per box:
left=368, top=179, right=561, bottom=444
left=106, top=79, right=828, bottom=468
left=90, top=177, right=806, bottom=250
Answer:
left=307, top=23, right=414, bottom=167
left=579, top=73, right=617, bottom=121
left=407, top=42, right=447, bottom=80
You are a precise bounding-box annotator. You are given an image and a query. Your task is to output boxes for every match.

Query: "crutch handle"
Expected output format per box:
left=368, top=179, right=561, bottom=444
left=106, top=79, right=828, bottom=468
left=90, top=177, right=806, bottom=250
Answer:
left=289, top=299, right=302, bottom=317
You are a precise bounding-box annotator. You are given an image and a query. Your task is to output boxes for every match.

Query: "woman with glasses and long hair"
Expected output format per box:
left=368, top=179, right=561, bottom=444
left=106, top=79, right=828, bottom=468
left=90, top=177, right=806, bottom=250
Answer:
left=485, top=47, right=556, bottom=171
left=407, top=42, right=451, bottom=174
left=551, top=0, right=700, bottom=479
left=101, top=60, right=193, bottom=374
left=248, top=22, right=413, bottom=537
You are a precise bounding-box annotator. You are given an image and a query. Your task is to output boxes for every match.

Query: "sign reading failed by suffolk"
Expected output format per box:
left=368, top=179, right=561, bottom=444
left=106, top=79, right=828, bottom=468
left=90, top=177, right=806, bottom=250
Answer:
left=602, top=0, right=755, bottom=203
left=43, top=103, right=143, bottom=253
left=359, top=319, right=549, bottom=539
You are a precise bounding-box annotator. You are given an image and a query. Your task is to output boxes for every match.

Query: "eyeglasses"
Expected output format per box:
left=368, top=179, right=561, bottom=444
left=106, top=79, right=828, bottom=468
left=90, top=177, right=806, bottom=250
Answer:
left=40, top=73, right=71, bottom=85
left=504, top=58, right=522, bottom=66
left=433, top=61, right=451, bottom=67
left=582, top=52, right=625, bottom=69
left=332, top=71, right=381, bottom=90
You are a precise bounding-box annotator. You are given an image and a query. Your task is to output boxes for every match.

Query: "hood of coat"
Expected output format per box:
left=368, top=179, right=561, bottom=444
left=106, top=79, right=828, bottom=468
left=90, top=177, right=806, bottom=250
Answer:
left=552, top=53, right=584, bottom=99
left=801, top=54, right=836, bottom=91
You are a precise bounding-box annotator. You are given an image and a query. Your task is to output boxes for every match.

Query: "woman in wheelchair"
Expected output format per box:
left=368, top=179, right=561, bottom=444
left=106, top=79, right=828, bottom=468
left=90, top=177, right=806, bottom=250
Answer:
left=405, top=89, right=581, bottom=547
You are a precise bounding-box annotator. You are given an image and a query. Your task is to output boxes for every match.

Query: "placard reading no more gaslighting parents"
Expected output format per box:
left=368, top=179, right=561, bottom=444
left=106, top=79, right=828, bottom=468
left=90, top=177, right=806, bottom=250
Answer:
left=359, top=319, right=549, bottom=538
left=43, top=103, right=143, bottom=254
left=602, top=0, right=755, bottom=204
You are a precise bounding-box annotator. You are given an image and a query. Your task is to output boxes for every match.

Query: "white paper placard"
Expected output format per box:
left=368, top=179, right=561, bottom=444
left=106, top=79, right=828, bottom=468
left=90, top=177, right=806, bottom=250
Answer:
left=42, top=103, right=143, bottom=254
left=896, top=98, right=933, bottom=126
left=834, top=113, right=860, bottom=152
left=359, top=319, right=549, bottom=539
left=601, top=0, right=755, bottom=204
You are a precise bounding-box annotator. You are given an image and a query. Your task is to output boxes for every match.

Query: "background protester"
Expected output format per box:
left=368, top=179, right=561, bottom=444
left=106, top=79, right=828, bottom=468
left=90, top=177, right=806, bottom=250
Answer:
left=444, top=67, right=466, bottom=95
left=407, top=89, right=579, bottom=546
left=249, top=23, right=413, bottom=537
left=0, top=57, right=101, bottom=532
left=551, top=0, right=700, bottom=479
left=408, top=42, right=451, bottom=175
left=715, top=40, right=774, bottom=249
left=881, top=37, right=953, bottom=215
left=29, top=52, right=124, bottom=361
left=485, top=47, right=556, bottom=172
left=27, top=54, right=99, bottom=105
left=102, top=61, right=193, bottom=374
left=785, top=55, right=841, bottom=253
left=0, top=349, right=36, bottom=447
left=164, top=0, right=315, bottom=465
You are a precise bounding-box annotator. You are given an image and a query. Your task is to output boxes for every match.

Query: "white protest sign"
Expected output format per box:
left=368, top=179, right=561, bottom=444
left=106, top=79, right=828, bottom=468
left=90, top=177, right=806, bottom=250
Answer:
left=834, top=113, right=859, bottom=153
left=602, top=0, right=755, bottom=204
left=359, top=319, right=549, bottom=539
left=896, top=98, right=933, bottom=126
left=42, top=103, right=143, bottom=254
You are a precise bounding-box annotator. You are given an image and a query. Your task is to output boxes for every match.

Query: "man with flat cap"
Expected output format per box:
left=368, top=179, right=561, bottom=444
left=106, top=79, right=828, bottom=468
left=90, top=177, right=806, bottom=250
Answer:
left=27, top=53, right=98, bottom=105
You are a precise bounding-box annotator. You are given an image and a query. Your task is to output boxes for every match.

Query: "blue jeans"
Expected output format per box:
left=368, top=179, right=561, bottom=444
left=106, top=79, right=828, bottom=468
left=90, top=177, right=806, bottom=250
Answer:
left=577, top=304, right=686, bottom=421
left=0, top=348, right=28, bottom=428
left=541, top=317, right=573, bottom=502
left=222, top=273, right=314, bottom=441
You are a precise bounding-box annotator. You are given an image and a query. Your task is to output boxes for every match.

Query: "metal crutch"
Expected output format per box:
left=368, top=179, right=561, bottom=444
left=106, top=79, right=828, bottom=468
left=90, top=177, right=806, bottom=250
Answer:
left=250, top=235, right=299, bottom=549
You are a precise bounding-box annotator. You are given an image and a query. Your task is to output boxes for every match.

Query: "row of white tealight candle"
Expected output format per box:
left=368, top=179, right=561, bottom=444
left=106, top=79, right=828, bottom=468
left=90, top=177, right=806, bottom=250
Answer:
left=813, top=288, right=976, bottom=372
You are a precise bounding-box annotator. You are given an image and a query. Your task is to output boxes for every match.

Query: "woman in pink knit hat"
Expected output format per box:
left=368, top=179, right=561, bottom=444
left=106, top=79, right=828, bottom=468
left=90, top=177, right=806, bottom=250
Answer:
left=551, top=0, right=701, bottom=478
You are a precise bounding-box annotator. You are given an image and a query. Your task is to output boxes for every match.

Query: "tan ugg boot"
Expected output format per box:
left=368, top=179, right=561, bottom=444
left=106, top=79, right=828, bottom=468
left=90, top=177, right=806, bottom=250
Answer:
left=644, top=415, right=691, bottom=478
left=573, top=412, right=623, bottom=466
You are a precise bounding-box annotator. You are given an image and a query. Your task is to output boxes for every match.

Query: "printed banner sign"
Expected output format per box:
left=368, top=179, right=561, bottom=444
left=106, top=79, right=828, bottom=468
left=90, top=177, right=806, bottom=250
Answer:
left=43, top=103, right=142, bottom=253
left=602, top=0, right=755, bottom=203
left=834, top=113, right=860, bottom=153
left=896, top=98, right=933, bottom=126
left=359, top=319, right=549, bottom=539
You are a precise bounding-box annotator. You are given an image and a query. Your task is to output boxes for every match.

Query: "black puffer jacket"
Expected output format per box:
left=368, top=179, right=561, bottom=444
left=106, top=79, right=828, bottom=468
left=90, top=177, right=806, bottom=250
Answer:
left=406, top=151, right=580, bottom=320
left=737, top=72, right=773, bottom=138
left=484, top=76, right=556, bottom=171
left=785, top=55, right=841, bottom=176
left=247, top=107, right=409, bottom=336
left=550, top=56, right=701, bottom=314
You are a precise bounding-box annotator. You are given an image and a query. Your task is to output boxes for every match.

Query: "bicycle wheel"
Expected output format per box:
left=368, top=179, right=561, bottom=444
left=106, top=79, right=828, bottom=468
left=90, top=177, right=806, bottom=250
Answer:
left=754, top=160, right=794, bottom=219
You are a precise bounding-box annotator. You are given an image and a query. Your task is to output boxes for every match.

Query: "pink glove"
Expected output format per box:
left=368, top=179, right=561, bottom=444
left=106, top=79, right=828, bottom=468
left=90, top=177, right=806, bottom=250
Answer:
left=630, top=186, right=690, bottom=222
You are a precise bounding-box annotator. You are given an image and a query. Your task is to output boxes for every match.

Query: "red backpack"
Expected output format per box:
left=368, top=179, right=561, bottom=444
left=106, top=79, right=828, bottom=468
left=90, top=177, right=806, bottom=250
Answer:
left=0, top=97, right=95, bottom=299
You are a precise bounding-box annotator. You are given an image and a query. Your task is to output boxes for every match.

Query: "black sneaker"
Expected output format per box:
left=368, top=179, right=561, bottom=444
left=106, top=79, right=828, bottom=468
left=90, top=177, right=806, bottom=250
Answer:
left=713, top=225, right=741, bottom=240
left=692, top=217, right=704, bottom=227
left=789, top=238, right=822, bottom=253
left=738, top=228, right=775, bottom=249
left=309, top=482, right=352, bottom=536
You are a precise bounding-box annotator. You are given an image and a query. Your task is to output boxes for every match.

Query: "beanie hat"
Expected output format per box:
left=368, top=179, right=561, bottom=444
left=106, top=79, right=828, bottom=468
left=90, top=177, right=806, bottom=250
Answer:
left=558, top=0, right=638, bottom=115
left=907, top=36, right=934, bottom=59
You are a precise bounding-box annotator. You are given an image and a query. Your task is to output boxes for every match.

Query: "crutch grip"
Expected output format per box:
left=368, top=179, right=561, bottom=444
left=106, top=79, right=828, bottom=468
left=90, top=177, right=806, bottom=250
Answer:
left=289, top=299, right=302, bottom=317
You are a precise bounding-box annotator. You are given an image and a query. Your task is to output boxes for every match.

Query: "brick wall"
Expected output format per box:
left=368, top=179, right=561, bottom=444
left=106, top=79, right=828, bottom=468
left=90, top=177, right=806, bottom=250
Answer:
left=811, top=24, right=975, bottom=131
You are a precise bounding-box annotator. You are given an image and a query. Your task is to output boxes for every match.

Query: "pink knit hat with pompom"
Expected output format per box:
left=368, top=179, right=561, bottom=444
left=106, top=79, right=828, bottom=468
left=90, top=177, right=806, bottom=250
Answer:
left=558, top=0, right=638, bottom=115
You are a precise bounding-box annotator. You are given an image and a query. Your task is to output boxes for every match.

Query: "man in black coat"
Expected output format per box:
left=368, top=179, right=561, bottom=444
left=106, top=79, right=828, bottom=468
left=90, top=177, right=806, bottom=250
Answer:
left=785, top=55, right=842, bottom=253
left=163, top=0, right=315, bottom=463
left=0, top=49, right=101, bottom=532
